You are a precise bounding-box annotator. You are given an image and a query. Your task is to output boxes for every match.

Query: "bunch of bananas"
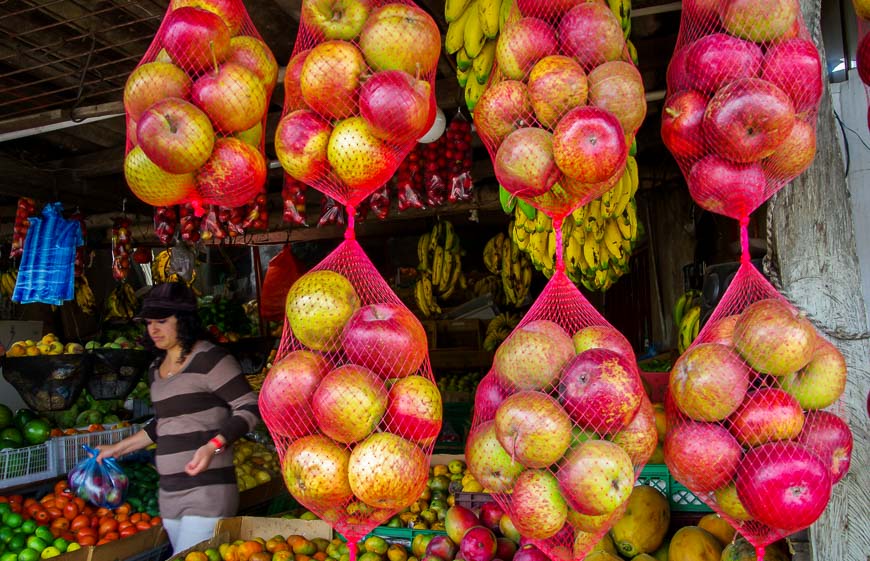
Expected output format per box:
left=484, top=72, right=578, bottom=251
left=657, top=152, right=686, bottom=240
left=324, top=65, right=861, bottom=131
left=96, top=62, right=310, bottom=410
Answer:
left=483, top=231, right=533, bottom=306
left=74, top=276, right=96, bottom=315
left=0, top=270, right=17, bottom=299
left=607, top=0, right=638, bottom=64
left=105, top=282, right=139, bottom=321
left=472, top=274, right=501, bottom=298
left=675, top=290, right=703, bottom=353
left=151, top=248, right=196, bottom=285
left=415, top=221, right=466, bottom=317
left=445, top=0, right=515, bottom=111
left=510, top=156, right=641, bottom=292
left=483, top=312, right=521, bottom=351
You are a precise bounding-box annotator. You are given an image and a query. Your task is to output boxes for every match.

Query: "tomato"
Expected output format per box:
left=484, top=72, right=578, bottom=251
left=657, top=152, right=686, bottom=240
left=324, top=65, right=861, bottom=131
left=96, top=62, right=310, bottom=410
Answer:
left=119, top=528, right=137, bottom=539
left=50, top=519, right=69, bottom=533
left=72, top=499, right=85, bottom=512
left=49, top=428, right=63, bottom=438
left=45, top=508, right=62, bottom=520
left=53, top=497, right=68, bottom=511
left=139, top=513, right=151, bottom=523
left=33, top=510, right=49, bottom=524
left=134, top=521, right=151, bottom=532
left=114, top=504, right=131, bottom=516
left=94, top=508, right=110, bottom=519
left=77, top=536, right=96, bottom=547
left=8, top=495, right=22, bottom=505
left=103, top=532, right=119, bottom=541
left=75, top=527, right=96, bottom=539
left=69, top=515, right=89, bottom=532
left=62, top=503, right=78, bottom=521
left=98, top=520, right=117, bottom=536
left=114, top=514, right=128, bottom=524
left=23, top=499, right=36, bottom=509
left=53, top=482, right=66, bottom=497
left=60, top=532, right=75, bottom=543
left=150, top=517, right=162, bottom=527
left=86, top=425, right=104, bottom=433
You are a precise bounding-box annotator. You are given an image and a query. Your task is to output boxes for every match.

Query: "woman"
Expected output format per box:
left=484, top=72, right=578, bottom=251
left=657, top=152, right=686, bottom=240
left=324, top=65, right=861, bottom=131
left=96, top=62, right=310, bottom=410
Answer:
left=97, top=282, right=260, bottom=554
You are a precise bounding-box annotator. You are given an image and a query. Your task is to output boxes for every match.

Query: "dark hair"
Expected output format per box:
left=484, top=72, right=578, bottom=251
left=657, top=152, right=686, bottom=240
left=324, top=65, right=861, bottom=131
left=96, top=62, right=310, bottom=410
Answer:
left=142, top=310, right=208, bottom=363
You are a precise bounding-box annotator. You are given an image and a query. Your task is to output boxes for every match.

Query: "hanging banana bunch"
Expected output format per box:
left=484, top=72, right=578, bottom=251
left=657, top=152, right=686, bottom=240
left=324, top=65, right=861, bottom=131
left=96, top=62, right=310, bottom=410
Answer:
left=674, top=290, right=703, bottom=353
left=104, top=282, right=139, bottom=321
left=414, top=221, right=467, bottom=317
left=482, top=312, right=521, bottom=351
left=0, top=269, right=17, bottom=299
left=74, top=276, right=96, bottom=315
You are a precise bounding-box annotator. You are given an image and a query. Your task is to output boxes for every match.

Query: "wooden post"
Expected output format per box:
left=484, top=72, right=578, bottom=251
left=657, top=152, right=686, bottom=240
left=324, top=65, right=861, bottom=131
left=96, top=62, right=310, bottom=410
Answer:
left=767, top=1, right=870, bottom=559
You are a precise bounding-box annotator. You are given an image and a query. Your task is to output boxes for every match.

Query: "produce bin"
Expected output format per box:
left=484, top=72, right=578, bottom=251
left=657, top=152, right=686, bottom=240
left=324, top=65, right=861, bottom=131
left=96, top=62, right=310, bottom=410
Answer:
left=638, top=464, right=711, bottom=513
left=54, top=423, right=138, bottom=474
left=2, top=354, right=87, bottom=411
left=90, top=525, right=168, bottom=561
left=85, top=349, right=151, bottom=400
left=340, top=526, right=447, bottom=548
left=0, top=440, right=58, bottom=487
left=173, top=517, right=334, bottom=560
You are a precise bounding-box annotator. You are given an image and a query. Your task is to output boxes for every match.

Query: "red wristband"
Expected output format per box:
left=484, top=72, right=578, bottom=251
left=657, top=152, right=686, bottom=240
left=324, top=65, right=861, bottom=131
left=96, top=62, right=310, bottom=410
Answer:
left=208, top=436, right=224, bottom=453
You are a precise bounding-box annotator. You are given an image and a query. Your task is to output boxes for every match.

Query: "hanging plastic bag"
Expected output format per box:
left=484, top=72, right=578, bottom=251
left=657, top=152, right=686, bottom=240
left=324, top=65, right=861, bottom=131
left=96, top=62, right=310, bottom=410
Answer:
left=179, top=202, right=202, bottom=243
left=661, top=0, right=822, bottom=221
left=446, top=111, right=474, bottom=203
left=260, top=245, right=304, bottom=322
left=154, top=206, right=178, bottom=245
left=664, top=226, right=852, bottom=559
left=274, top=0, right=441, bottom=207
left=123, top=0, right=275, bottom=209
left=111, top=217, right=133, bottom=281
left=283, top=179, right=308, bottom=226
left=11, top=198, right=37, bottom=258
left=68, top=445, right=130, bottom=508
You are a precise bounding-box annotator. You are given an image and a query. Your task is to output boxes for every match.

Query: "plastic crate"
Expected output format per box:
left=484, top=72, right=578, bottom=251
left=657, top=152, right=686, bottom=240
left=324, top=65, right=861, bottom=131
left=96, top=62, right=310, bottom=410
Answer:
left=0, top=441, right=58, bottom=487
left=454, top=492, right=494, bottom=511
left=638, top=464, right=711, bottom=513
left=338, top=526, right=447, bottom=547
left=54, top=424, right=138, bottom=475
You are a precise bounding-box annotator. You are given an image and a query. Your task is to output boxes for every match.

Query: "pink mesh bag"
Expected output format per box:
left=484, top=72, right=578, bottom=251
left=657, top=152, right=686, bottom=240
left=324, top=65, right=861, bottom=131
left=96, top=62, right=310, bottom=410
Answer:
left=467, top=226, right=655, bottom=561
left=855, top=2, right=870, bottom=130
left=259, top=210, right=441, bottom=555
left=474, top=2, right=645, bottom=220
left=274, top=0, right=441, bottom=207
left=123, top=0, right=276, bottom=210
left=664, top=225, right=852, bottom=560
left=661, top=0, right=823, bottom=220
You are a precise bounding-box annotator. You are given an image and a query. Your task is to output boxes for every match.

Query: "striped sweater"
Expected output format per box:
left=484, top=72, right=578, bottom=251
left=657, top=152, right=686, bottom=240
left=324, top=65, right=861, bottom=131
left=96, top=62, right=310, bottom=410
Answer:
left=143, top=341, right=259, bottom=519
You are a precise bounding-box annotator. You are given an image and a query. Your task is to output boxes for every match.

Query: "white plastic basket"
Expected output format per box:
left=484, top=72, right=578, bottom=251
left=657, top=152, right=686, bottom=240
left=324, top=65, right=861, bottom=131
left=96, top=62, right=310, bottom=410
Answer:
left=54, top=424, right=138, bottom=475
left=0, top=441, right=58, bottom=488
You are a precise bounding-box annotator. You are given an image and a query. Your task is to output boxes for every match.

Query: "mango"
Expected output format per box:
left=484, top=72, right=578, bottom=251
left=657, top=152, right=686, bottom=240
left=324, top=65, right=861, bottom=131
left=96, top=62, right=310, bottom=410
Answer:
left=610, top=486, right=670, bottom=557
left=668, top=527, right=722, bottom=561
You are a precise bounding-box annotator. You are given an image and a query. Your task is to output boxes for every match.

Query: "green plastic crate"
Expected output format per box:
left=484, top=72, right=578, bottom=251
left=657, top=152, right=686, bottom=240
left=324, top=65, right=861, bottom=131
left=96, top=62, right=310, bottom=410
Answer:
left=638, top=464, right=711, bottom=513
left=337, top=526, right=447, bottom=547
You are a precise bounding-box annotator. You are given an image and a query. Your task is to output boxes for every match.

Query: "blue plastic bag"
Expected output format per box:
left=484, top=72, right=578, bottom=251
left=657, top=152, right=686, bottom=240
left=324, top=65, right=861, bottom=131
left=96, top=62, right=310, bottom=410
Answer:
left=68, top=445, right=130, bottom=508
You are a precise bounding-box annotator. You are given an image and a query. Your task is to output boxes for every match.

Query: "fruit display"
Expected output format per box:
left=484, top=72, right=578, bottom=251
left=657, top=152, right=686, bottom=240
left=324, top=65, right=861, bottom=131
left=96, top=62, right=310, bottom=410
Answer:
left=259, top=239, right=441, bottom=543
left=0, top=406, right=53, bottom=448
left=665, top=261, right=852, bottom=551
left=436, top=373, right=482, bottom=398
left=199, top=295, right=257, bottom=341
left=507, top=154, right=641, bottom=292
left=111, top=217, right=134, bottom=281
left=662, top=0, right=822, bottom=220
left=414, top=221, right=467, bottom=317
left=233, top=438, right=280, bottom=492
left=481, top=232, right=532, bottom=307
left=10, top=198, right=37, bottom=258
left=123, top=0, right=274, bottom=209
left=376, top=459, right=470, bottom=529
left=104, top=283, right=140, bottom=321
left=674, top=290, right=702, bottom=353
left=74, top=277, right=97, bottom=316
left=119, top=461, right=160, bottom=517
left=6, top=334, right=84, bottom=358
left=482, top=314, right=520, bottom=352
left=275, top=0, right=441, bottom=207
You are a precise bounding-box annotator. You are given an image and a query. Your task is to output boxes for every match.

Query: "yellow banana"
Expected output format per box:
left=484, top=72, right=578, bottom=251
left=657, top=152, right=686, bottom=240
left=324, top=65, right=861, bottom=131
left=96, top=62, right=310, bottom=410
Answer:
left=465, top=77, right=485, bottom=112
left=415, top=280, right=430, bottom=317
left=445, top=5, right=472, bottom=54
left=626, top=156, right=639, bottom=197
left=473, top=39, right=497, bottom=84
left=603, top=220, right=626, bottom=261
left=432, top=245, right=444, bottom=287
left=499, top=0, right=518, bottom=32
left=445, top=0, right=472, bottom=23
left=478, top=0, right=500, bottom=38
left=439, top=251, right=454, bottom=293
left=457, top=66, right=471, bottom=87
left=583, top=237, right=602, bottom=271
left=456, top=48, right=473, bottom=71
left=463, top=2, right=486, bottom=58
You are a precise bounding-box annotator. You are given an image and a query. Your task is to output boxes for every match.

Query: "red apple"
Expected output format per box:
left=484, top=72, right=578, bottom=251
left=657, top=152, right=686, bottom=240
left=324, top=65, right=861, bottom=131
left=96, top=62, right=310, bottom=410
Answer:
left=282, top=434, right=353, bottom=511
left=666, top=47, right=691, bottom=92
left=124, top=146, right=197, bottom=206
left=611, top=397, right=658, bottom=465
left=687, top=155, right=766, bottom=217
left=572, top=324, right=634, bottom=359
left=704, top=78, right=795, bottom=163
left=137, top=98, right=215, bottom=174
left=496, top=17, right=558, bottom=80
left=495, top=390, right=572, bottom=468
left=341, top=302, right=427, bottom=378
left=474, top=373, right=510, bottom=423
left=312, top=364, right=386, bottom=444
left=303, top=0, right=371, bottom=40
left=684, top=34, right=763, bottom=95
left=553, top=106, right=626, bottom=184
left=474, top=80, right=534, bottom=147
left=124, top=61, right=191, bottom=121
left=283, top=49, right=311, bottom=112
left=460, top=526, right=498, bottom=561
left=225, top=36, right=278, bottom=92
left=733, top=298, right=816, bottom=376
left=701, top=315, right=739, bottom=346
left=192, top=62, right=267, bottom=133
left=661, top=90, right=708, bottom=161
left=558, top=3, right=625, bottom=70
left=196, top=138, right=266, bottom=207
left=730, top=388, right=805, bottom=446
left=509, top=470, right=568, bottom=540
left=275, top=109, right=332, bottom=184
left=859, top=32, right=870, bottom=86
left=761, top=39, right=822, bottom=113
left=720, top=0, right=799, bottom=43
left=385, top=375, right=442, bottom=446
left=258, top=350, right=329, bottom=437
left=516, top=0, right=583, bottom=19
left=664, top=421, right=742, bottom=492
left=169, top=0, right=245, bottom=35
left=327, top=116, right=397, bottom=194
left=359, top=70, right=434, bottom=144
left=560, top=348, right=644, bottom=435
left=359, top=3, right=441, bottom=75
left=466, top=421, right=525, bottom=493
left=588, top=61, right=646, bottom=136
left=796, top=411, right=852, bottom=484
left=558, top=440, right=634, bottom=515
left=427, top=536, right=459, bottom=561
left=493, top=319, right=574, bottom=391
left=762, top=118, right=816, bottom=180
left=479, top=502, right=505, bottom=534
left=446, top=506, right=483, bottom=546
left=495, top=127, right=561, bottom=198
left=300, top=40, right=365, bottom=120
left=527, top=55, right=587, bottom=129
left=735, top=441, right=831, bottom=531
left=780, top=338, right=847, bottom=410
left=162, top=7, right=230, bottom=74
left=669, top=343, right=750, bottom=422
left=348, top=432, right=428, bottom=510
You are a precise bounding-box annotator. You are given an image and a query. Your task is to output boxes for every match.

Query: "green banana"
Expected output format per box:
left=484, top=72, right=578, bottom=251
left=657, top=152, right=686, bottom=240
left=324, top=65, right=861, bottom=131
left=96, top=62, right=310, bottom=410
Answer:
left=473, top=39, right=497, bottom=84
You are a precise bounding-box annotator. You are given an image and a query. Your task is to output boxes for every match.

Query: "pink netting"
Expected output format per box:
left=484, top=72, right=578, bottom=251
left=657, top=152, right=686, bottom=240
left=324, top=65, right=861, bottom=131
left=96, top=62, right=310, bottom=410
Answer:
left=661, top=0, right=823, bottom=221
left=275, top=0, right=440, bottom=207
left=855, top=4, right=870, bottom=130
left=259, top=221, right=440, bottom=554
left=474, top=3, right=645, bottom=220
left=664, top=224, right=852, bottom=559
left=123, top=0, right=275, bottom=209
left=468, top=238, right=653, bottom=561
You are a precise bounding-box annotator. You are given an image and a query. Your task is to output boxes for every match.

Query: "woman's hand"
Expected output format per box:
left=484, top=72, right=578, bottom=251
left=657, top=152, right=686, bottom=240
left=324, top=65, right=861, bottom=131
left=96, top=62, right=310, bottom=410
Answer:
left=95, top=443, right=123, bottom=464
left=185, top=443, right=217, bottom=476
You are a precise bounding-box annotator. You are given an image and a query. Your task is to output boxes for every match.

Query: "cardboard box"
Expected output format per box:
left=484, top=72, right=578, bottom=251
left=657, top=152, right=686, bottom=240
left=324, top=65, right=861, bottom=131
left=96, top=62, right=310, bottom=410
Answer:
left=173, top=517, right=334, bottom=560
left=89, top=525, right=168, bottom=561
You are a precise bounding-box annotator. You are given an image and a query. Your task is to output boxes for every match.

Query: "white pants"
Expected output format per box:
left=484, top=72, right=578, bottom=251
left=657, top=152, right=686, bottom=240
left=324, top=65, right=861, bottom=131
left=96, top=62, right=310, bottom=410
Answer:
left=162, top=515, right=221, bottom=555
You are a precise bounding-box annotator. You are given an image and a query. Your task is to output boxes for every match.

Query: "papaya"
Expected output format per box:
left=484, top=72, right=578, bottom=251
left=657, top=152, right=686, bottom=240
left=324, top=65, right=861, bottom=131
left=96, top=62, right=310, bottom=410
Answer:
left=584, top=552, right=621, bottom=561
left=721, top=538, right=790, bottom=561
left=653, top=540, right=669, bottom=561
left=668, top=527, right=722, bottom=561
left=697, top=514, right=735, bottom=547
left=592, top=533, right=618, bottom=556
left=610, top=486, right=670, bottom=557
left=634, top=556, right=657, bottom=561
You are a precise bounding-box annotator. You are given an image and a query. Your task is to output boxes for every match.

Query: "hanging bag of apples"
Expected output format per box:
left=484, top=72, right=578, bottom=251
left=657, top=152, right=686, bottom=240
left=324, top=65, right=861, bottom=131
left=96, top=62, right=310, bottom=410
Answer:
left=261, top=2, right=442, bottom=554
left=123, top=0, right=277, bottom=210
left=853, top=0, right=870, bottom=126
left=660, top=1, right=852, bottom=559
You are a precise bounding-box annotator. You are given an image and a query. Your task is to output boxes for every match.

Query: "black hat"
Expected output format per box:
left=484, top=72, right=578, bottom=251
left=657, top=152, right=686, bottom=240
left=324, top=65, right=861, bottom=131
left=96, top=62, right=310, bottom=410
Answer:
left=136, top=282, right=197, bottom=320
